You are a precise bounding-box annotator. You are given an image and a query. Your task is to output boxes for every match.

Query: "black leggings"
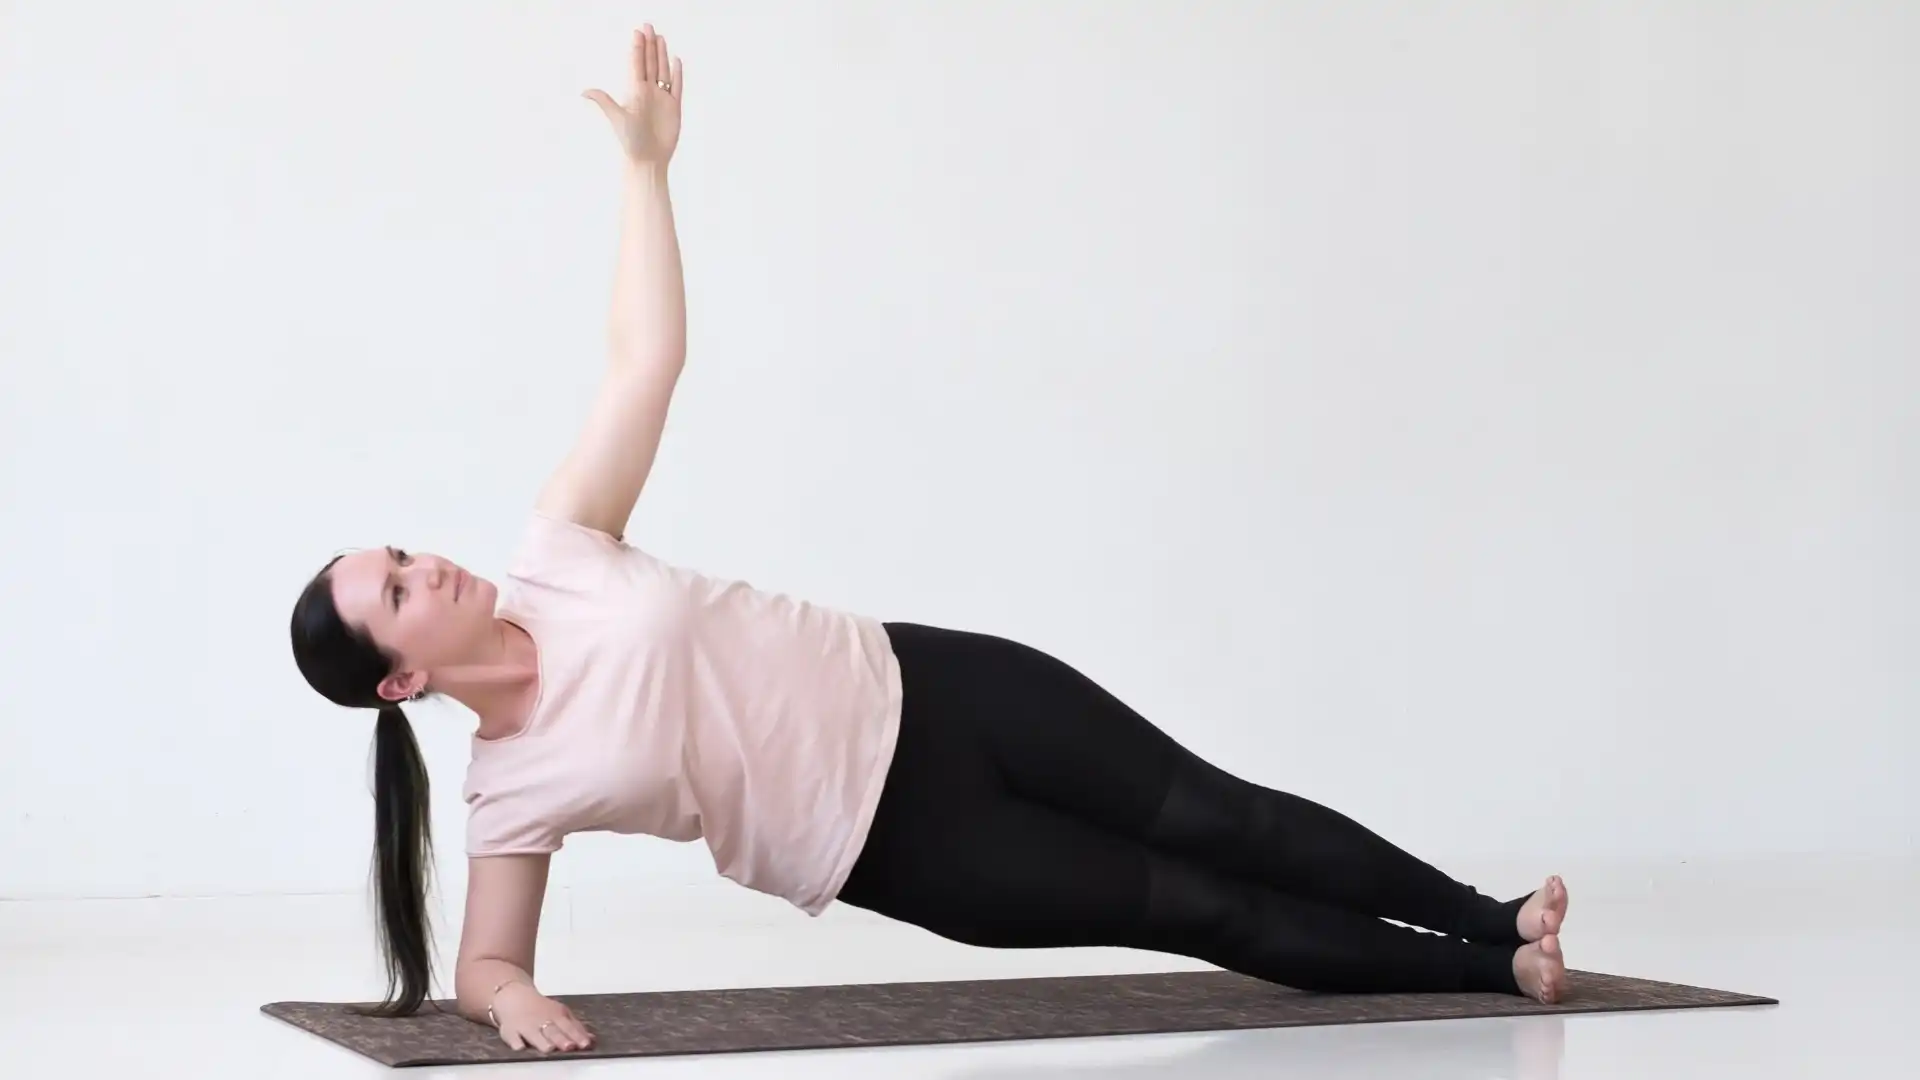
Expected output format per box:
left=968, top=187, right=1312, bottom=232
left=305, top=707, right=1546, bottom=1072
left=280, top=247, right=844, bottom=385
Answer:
left=836, top=622, right=1528, bottom=996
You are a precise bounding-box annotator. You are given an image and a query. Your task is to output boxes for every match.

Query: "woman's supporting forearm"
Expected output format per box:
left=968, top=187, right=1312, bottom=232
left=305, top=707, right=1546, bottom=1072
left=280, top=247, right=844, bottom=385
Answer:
left=607, top=161, right=687, bottom=373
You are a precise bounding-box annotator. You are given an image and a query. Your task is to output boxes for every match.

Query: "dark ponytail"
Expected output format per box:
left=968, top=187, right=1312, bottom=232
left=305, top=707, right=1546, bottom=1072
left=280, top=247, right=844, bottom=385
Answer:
left=289, top=555, right=442, bottom=1017
left=364, top=704, right=436, bottom=1017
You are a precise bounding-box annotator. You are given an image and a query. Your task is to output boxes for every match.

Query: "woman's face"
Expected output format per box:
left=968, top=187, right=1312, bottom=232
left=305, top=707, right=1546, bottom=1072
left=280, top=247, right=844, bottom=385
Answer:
left=326, top=545, right=498, bottom=701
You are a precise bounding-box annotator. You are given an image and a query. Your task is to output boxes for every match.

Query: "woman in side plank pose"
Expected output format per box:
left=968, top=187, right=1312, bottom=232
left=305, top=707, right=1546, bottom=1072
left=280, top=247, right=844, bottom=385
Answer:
left=290, top=25, right=1569, bottom=1056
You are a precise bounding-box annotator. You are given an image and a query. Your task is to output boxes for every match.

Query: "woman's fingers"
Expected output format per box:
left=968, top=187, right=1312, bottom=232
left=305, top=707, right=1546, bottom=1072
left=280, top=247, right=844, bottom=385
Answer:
left=582, top=88, right=618, bottom=117
left=523, top=1023, right=556, bottom=1054
left=561, top=1013, right=595, bottom=1048
left=497, top=1017, right=592, bottom=1054
left=621, top=25, right=678, bottom=97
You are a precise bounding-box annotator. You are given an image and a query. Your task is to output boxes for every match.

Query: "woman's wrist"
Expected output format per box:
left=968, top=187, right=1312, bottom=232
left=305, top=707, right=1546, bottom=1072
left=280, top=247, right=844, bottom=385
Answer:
left=486, top=977, right=538, bottom=1027
left=623, top=158, right=671, bottom=186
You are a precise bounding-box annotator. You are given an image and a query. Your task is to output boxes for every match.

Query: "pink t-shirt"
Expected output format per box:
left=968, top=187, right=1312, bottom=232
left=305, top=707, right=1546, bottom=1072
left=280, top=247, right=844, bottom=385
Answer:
left=460, top=512, right=904, bottom=916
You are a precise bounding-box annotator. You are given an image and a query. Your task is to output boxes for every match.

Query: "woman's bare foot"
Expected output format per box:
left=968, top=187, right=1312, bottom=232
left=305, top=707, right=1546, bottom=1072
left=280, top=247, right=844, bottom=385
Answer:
left=1512, top=934, right=1567, bottom=1004
left=1516, top=875, right=1568, bottom=942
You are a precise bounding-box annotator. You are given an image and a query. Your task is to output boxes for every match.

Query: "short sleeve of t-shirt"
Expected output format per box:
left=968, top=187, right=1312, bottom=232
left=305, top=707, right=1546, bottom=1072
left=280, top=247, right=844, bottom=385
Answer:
left=464, top=786, right=566, bottom=856
left=461, top=511, right=630, bottom=858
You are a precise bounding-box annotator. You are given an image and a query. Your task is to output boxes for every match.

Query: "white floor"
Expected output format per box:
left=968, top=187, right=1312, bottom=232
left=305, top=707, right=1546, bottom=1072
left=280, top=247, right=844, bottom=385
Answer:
left=0, top=857, right=1907, bottom=1079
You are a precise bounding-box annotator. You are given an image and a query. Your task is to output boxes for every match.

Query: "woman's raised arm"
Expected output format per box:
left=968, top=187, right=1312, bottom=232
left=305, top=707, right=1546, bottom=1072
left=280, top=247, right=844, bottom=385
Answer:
left=537, top=25, right=687, bottom=541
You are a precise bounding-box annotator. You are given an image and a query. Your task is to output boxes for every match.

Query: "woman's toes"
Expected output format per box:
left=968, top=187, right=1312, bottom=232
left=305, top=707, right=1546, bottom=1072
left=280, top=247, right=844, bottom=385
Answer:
left=1518, top=876, right=1567, bottom=942
left=1540, top=876, right=1569, bottom=936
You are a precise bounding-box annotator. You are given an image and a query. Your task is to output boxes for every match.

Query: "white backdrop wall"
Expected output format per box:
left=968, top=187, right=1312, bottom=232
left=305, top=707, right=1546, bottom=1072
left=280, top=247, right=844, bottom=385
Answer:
left=1, top=0, right=1912, bottom=904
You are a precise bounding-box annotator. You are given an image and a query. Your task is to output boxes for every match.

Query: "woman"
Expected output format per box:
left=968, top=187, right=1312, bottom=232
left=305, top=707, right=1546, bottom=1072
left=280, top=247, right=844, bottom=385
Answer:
left=290, top=26, right=1569, bottom=1057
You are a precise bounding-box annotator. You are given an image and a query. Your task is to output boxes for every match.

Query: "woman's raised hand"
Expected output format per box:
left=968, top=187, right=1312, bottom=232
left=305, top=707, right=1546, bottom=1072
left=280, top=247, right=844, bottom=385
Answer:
left=583, top=24, right=683, bottom=168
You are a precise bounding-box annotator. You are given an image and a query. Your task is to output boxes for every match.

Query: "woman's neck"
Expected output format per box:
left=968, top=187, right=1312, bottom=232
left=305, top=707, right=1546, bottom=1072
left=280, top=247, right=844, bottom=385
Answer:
left=438, top=618, right=542, bottom=741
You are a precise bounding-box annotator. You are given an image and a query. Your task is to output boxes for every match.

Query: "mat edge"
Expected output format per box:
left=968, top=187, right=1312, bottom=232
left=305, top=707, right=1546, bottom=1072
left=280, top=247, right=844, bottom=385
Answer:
left=377, top=994, right=1781, bottom=1068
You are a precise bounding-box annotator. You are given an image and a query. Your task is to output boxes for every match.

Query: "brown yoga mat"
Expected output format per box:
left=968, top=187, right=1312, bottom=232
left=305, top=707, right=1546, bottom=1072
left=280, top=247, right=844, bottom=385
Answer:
left=262, top=968, right=1775, bottom=1067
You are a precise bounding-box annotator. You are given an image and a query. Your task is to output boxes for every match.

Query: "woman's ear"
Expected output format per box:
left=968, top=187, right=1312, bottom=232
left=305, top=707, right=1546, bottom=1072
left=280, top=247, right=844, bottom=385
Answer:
left=377, top=671, right=425, bottom=704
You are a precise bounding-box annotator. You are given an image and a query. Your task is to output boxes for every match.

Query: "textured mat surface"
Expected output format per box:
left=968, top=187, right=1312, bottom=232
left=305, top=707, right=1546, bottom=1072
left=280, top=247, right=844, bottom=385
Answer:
left=262, top=968, right=1777, bottom=1067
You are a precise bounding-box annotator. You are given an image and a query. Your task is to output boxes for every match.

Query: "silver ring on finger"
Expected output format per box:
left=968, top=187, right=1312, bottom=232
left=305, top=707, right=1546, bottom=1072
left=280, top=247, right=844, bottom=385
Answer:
left=656, top=80, right=672, bottom=91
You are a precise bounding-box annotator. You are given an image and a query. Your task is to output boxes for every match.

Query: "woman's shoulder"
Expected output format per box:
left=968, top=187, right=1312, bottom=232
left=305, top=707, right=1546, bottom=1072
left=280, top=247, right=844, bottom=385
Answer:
left=502, top=510, right=644, bottom=595
left=516, top=509, right=630, bottom=560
